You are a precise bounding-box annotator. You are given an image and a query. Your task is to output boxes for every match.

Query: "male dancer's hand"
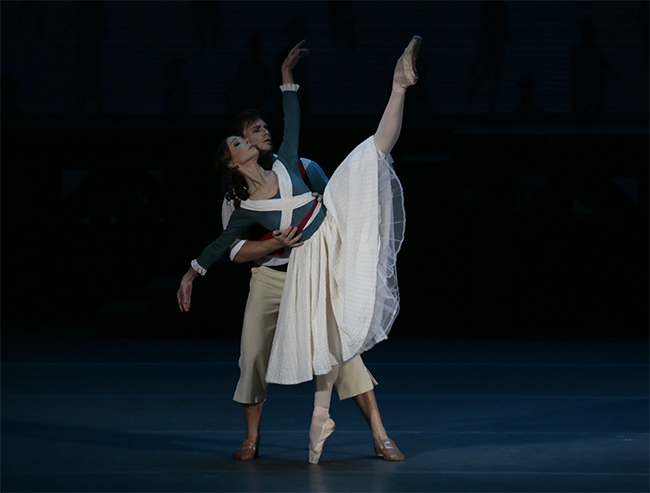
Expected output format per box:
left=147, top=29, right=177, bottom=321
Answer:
left=177, top=268, right=199, bottom=312
left=272, top=226, right=304, bottom=249
left=272, top=193, right=322, bottom=249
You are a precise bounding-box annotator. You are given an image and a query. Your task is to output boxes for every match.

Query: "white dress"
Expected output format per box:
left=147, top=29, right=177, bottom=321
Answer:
left=265, top=136, right=405, bottom=385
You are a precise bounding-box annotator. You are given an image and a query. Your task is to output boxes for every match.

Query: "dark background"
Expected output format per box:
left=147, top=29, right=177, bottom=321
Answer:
left=2, top=1, right=648, bottom=339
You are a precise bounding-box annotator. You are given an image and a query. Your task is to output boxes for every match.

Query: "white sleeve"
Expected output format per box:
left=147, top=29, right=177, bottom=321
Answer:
left=280, top=83, right=300, bottom=92
left=191, top=259, right=206, bottom=276
left=221, top=197, right=246, bottom=262
left=229, top=239, right=246, bottom=262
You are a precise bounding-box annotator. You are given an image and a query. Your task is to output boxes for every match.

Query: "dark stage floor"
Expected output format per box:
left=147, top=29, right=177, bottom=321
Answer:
left=2, top=327, right=648, bottom=492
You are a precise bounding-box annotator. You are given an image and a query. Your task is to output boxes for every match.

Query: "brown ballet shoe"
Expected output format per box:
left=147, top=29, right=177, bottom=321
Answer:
left=375, top=438, right=405, bottom=461
left=393, top=35, right=422, bottom=92
left=233, top=436, right=260, bottom=461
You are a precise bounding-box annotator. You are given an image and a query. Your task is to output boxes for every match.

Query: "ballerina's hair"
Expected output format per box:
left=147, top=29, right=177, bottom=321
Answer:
left=214, top=138, right=249, bottom=208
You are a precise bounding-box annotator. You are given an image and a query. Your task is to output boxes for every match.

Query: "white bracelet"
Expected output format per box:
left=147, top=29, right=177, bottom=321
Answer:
left=191, top=259, right=207, bottom=276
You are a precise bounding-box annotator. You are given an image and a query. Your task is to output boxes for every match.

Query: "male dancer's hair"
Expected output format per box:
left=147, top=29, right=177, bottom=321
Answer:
left=230, top=108, right=263, bottom=139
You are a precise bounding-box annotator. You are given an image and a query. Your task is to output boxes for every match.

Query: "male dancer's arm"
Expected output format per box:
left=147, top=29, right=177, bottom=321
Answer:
left=230, top=40, right=313, bottom=264
left=232, top=226, right=304, bottom=263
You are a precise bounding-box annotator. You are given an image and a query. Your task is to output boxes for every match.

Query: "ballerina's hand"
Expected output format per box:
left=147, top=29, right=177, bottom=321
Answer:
left=282, top=40, right=309, bottom=70
left=273, top=226, right=304, bottom=249
left=177, top=279, right=193, bottom=312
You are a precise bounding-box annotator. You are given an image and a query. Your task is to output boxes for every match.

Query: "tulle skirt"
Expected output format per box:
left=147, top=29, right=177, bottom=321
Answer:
left=265, top=136, right=405, bottom=385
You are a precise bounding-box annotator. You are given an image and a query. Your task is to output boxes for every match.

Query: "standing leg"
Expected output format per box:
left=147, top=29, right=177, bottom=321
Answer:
left=309, top=365, right=339, bottom=464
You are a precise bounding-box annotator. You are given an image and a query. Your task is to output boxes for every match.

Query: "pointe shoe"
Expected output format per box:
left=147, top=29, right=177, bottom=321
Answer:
left=308, top=417, right=335, bottom=464
left=375, top=438, right=405, bottom=461
left=393, top=35, right=422, bottom=92
left=232, top=436, right=260, bottom=461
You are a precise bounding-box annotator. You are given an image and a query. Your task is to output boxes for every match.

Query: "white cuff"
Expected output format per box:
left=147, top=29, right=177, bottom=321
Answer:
left=191, top=259, right=207, bottom=276
left=229, top=240, right=246, bottom=262
left=280, top=83, right=300, bottom=92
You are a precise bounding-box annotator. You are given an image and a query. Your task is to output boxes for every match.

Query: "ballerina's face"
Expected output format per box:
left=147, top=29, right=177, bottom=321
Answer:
left=227, top=136, right=259, bottom=169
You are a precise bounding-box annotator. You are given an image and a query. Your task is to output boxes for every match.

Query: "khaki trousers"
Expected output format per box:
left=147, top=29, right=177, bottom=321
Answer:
left=233, top=265, right=377, bottom=404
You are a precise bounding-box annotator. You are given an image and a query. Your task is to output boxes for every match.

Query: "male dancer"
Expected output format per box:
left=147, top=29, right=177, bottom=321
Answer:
left=180, top=41, right=404, bottom=462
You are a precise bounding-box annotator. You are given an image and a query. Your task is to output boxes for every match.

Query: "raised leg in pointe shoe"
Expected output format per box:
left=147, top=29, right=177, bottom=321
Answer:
left=308, top=365, right=339, bottom=464
left=393, top=35, right=421, bottom=92
left=374, top=35, right=422, bottom=157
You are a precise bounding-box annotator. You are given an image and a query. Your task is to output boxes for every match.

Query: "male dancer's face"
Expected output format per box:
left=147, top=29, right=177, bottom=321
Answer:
left=242, top=118, right=273, bottom=157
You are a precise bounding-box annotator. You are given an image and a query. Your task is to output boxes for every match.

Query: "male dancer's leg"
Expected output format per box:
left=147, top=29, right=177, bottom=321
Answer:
left=336, top=357, right=405, bottom=460
left=232, top=266, right=285, bottom=460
